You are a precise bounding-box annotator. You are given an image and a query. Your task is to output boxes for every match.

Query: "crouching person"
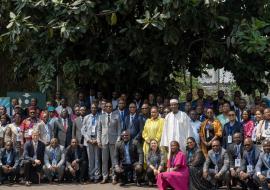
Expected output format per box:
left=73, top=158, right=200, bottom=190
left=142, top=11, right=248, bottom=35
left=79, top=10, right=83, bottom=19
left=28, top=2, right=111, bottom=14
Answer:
left=43, top=138, right=65, bottom=183
left=65, top=138, right=87, bottom=183
left=0, top=141, right=20, bottom=184
left=22, top=130, right=45, bottom=186
left=255, top=140, right=270, bottom=190
left=114, top=131, right=144, bottom=186
left=203, top=140, right=230, bottom=190
left=239, top=138, right=261, bottom=190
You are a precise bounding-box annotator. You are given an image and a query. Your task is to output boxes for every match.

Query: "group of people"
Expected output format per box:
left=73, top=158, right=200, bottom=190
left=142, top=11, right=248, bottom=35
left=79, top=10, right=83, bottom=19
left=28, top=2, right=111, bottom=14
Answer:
left=0, top=88, right=270, bottom=190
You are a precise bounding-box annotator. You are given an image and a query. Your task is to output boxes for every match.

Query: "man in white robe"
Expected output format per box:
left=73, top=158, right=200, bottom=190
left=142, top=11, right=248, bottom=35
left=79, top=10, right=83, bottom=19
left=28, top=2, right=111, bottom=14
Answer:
left=160, top=99, right=195, bottom=152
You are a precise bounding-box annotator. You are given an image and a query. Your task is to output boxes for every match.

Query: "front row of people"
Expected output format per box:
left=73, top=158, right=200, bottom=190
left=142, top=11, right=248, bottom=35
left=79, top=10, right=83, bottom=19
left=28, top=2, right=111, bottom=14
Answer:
left=3, top=130, right=270, bottom=190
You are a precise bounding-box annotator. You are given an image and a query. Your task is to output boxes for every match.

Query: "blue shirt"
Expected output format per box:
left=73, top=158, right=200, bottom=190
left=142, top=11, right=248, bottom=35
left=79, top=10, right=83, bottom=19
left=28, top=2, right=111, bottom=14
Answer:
left=124, top=142, right=131, bottom=164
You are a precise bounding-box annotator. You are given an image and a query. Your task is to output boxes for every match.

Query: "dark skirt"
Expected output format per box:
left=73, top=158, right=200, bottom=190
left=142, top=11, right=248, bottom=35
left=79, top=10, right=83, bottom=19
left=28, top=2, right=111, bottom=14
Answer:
left=189, top=166, right=213, bottom=190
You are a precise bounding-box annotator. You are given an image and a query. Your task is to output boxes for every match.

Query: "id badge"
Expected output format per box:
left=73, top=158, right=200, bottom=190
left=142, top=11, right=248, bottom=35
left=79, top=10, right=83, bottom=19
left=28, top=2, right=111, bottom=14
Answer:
left=52, top=159, right=57, bottom=166
left=16, top=127, right=22, bottom=141
left=267, top=170, right=270, bottom=179
left=235, top=159, right=241, bottom=167
left=215, top=165, right=219, bottom=174
left=206, top=129, right=210, bottom=139
left=227, top=135, right=232, bottom=144
left=91, top=125, right=96, bottom=134
left=247, top=164, right=253, bottom=173
left=28, top=128, right=33, bottom=136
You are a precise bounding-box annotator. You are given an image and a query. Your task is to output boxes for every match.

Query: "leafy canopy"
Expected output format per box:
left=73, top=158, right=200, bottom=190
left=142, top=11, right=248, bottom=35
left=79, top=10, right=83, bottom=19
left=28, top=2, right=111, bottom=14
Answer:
left=0, top=0, right=270, bottom=94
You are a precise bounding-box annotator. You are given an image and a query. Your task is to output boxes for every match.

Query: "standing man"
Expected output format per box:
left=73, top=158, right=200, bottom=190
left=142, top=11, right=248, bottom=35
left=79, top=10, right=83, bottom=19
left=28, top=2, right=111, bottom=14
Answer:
left=20, top=107, right=43, bottom=144
left=189, top=110, right=201, bottom=145
left=160, top=99, right=195, bottom=152
left=113, top=99, right=128, bottom=131
left=38, top=112, right=54, bottom=146
left=72, top=106, right=86, bottom=144
left=124, top=103, right=143, bottom=143
left=55, top=98, right=73, bottom=115
left=81, top=103, right=101, bottom=183
left=54, top=109, right=73, bottom=147
left=111, top=91, right=119, bottom=110
left=22, top=130, right=45, bottom=186
left=97, top=102, right=121, bottom=184
left=222, top=110, right=243, bottom=149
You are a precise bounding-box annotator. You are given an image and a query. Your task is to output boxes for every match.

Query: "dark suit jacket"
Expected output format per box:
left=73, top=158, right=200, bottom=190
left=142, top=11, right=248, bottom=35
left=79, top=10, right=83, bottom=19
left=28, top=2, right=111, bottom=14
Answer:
left=227, top=143, right=244, bottom=168
left=54, top=117, right=73, bottom=147
left=23, top=140, right=45, bottom=164
left=222, top=121, right=243, bottom=149
left=0, top=148, right=19, bottom=169
left=114, top=140, right=143, bottom=166
left=72, top=116, right=84, bottom=144
left=124, top=114, right=142, bottom=142
left=65, top=145, right=86, bottom=168
left=113, top=109, right=128, bottom=131
left=240, top=146, right=261, bottom=174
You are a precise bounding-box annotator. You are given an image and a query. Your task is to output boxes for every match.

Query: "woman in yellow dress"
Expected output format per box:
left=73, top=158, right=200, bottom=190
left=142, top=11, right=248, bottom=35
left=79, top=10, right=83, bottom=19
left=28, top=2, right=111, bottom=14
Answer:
left=142, top=106, right=164, bottom=162
left=199, top=108, right=222, bottom=157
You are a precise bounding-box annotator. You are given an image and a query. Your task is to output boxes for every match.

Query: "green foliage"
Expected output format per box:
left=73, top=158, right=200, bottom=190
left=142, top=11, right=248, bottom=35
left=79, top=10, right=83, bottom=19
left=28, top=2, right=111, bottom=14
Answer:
left=0, top=0, right=270, bottom=94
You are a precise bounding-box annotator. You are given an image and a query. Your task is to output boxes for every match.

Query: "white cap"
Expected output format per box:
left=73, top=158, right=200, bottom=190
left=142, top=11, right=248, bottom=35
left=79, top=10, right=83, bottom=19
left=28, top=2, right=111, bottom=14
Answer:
left=170, top=99, right=179, bottom=104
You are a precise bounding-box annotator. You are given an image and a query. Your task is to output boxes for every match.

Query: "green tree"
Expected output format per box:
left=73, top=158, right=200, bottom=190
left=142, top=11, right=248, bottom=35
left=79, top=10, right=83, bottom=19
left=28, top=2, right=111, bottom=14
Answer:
left=0, top=0, right=270, bottom=95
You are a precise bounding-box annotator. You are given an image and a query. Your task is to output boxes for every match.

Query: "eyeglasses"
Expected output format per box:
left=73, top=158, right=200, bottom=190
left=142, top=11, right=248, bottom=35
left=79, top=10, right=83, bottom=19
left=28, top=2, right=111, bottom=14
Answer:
left=228, top=114, right=235, bottom=116
left=244, top=144, right=251, bottom=147
left=212, top=145, right=219, bottom=147
left=129, top=107, right=136, bottom=108
left=106, top=106, right=112, bottom=108
left=141, top=108, right=148, bottom=109
left=187, top=142, right=193, bottom=144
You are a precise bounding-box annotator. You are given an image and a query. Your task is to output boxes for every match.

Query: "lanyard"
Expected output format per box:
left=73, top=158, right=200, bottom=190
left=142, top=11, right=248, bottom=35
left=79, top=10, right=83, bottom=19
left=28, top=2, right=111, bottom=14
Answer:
left=92, top=115, right=96, bottom=126
left=228, top=125, right=233, bottom=135
left=215, top=153, right=220, bottom=165
left=265, top=120, right=269, bottom=130
left=247, top=149, right=255, bottom=165
left=51, top=149, right=57, bottom=160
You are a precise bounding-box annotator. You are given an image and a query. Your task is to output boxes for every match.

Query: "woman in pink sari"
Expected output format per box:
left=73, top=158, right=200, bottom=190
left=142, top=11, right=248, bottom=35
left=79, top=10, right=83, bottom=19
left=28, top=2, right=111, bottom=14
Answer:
left=157, top=141, right=189, bottom=190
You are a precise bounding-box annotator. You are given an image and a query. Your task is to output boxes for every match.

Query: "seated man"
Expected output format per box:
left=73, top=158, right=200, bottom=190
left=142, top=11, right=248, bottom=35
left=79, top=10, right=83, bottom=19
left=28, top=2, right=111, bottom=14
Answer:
left=44, top=138, right=65, bottom=183
left=23, top=130, right=45, bottom=186
left=114, top=131, right=144, bottom=186
left=65, top=138, right=87, bottom=183
left=203, top=140, right=230, bottom=190
left=0, top=141, right=19, bottom=184
left=227, top=132, right=245, bottom=188
left=255, top=140, right=270, bottom=190
left=239, top=138, right=261, bottom=190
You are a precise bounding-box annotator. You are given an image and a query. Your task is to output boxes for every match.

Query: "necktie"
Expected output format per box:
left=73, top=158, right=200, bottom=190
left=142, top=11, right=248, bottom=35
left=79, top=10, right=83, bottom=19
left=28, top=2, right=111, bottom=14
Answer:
left=130, top=116, right=134, bottom=126
left=120, top=111, right=124, bottom=121
left=108, top=114, right=111, bottom=126
left=64, top=119, right=67, bottom=131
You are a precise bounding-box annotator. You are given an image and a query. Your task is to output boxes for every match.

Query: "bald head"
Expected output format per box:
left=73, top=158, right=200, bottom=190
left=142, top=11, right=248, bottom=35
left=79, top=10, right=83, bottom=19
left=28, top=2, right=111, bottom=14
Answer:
left=243, top=138, right=253, bottom=151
